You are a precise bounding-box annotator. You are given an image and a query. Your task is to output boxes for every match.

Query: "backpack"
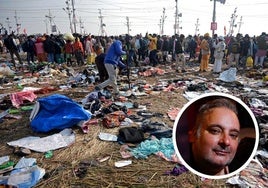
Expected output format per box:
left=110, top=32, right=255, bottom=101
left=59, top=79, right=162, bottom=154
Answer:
left=231, top=42, right=240, bottom=53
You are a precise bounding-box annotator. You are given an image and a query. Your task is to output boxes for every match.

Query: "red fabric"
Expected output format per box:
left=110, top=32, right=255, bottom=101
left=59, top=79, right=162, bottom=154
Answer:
left=10, top=91, right=37, bottom=108
left=64, top=42, right=74, bottom=54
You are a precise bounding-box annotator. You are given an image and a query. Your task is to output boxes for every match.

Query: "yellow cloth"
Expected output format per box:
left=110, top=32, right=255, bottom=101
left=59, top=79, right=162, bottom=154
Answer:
left=148, top=35, right=157, bottom=51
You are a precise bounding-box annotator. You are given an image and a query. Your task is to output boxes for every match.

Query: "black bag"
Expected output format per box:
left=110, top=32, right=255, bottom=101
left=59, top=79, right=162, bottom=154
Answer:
left=231, top=42, right=240, bottom=54
left=118, top=127, right=145, bottom=143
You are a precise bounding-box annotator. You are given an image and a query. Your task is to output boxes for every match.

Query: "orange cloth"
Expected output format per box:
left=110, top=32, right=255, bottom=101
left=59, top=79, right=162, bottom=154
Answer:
left=73, top=41, right=84, bottom=54
left=200, top=54, right=210, bottom=71
left=148, top=35, right=157, bottom=51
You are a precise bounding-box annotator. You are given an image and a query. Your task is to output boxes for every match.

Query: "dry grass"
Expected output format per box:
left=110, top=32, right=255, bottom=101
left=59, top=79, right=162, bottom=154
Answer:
left=0, top=63, right=237, bottom=188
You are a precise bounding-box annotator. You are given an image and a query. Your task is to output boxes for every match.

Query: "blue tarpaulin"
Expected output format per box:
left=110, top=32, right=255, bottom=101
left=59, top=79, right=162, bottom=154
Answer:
left=30, top=94, right=91, bottom=133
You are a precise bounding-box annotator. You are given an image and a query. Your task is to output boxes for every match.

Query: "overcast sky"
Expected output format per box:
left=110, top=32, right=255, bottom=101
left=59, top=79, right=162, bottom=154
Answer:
left=0, top=0, right=267, bottom=37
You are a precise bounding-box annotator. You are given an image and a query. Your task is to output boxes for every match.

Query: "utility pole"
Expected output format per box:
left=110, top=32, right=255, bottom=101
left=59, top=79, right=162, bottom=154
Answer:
left=159, top=19, right=162, bottom=35
left=71, top=0, right=77, bottom=33
left=14, top=10, right=21, bottom=35
left=43, top=19, right=48, bottom=34
left=63, top=0, right=73, bottom=33
left=237, top=16, right=243, bottom=34
left=6, top=17, right=11, bottom=34
left=45, top=10, right=53, bottom=34
left=195, top=18, right=200, bottom=35
left=79, top=17, right=85, bottom=34
left=228, top=7, right=238, bottom=36
left=211, top=0, right=216, bottom=36
left=126, top=16, right=130, bottom=35
left=177, top=13, right=182, bottom=35
left=0, top=23, right=5, bottom=34
left=211, top=0, right=226, bottom=36
left=160, top=8, right=167, bottom=35
left=174, top=0, right=178, bottom=35
left=98, top=9, right=106, bottom=36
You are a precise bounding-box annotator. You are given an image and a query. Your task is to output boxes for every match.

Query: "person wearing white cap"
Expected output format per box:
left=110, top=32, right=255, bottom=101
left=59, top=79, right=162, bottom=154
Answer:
left=212, top=36, right=226, bottom=73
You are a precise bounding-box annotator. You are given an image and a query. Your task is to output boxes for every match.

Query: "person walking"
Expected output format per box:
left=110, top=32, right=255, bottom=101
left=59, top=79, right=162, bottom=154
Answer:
left=73, top=37, right=84, bottom=66
left=199, top=33, right=211, bottom=72
left=212, top=36, right=226, bottom=73
left=24, top=35, right=36, bottom=65
left=147, top=33, right=158, bottom=67
left=34, top=37, right=46, bottom=63
left=95, top=38, right=126, bottom=98
left=254, top=32, right=268, bottom=68
left=227, top=36, right=241, bottom=68
left=63, top=39, right=74, bottom=66
left=43, top=34, right=56, bottom=64
left=94, top=44, right=108, bottom=82
left=175, top=34, right=186, bottom=72
left=3, top=33, right=23, bottom=69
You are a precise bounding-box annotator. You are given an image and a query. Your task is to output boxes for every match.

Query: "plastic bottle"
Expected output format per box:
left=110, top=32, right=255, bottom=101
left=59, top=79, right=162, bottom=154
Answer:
left=44, top=151, right=53, bottom=158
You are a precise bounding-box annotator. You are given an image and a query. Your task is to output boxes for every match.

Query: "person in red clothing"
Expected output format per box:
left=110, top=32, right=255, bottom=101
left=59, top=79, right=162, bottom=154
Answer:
left=73, top=37, right=84, bottom=66
left=64, top=40, right=74, bottom=66
left=34, top=37, right=47, bottom=63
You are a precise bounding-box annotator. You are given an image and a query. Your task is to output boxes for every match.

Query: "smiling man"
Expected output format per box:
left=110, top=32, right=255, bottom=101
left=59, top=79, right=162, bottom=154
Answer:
left=188, top=97, right=240, bottom=176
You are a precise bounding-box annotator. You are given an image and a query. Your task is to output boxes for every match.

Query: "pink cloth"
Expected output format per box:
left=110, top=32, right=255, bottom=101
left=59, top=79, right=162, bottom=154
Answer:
left=167, top=108, right=180, bottom=121
left=10, top=91, right=37, bottom=108
left=35, top=42, right=45, bottom=54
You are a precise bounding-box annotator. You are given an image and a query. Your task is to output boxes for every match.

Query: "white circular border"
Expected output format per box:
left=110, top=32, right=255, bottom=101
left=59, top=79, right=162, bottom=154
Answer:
left=172, top=92, right=259, bottom=179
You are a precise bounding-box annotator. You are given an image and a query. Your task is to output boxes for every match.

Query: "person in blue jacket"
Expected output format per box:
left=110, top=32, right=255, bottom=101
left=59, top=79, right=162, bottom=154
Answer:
left=95, top=38, right=126, bottom=97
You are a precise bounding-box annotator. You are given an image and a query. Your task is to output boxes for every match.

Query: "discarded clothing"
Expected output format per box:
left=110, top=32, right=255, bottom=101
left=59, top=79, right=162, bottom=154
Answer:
left=165, top=164, right=188, bottom=176
left=118, top=127, right=145, bottom=144
left=102, top=110, right=126, bottom=128
left=130, top=137, right=178, bottom=162
left=141, top=120, right=172, bottom=139
left=10, top=91, right=37, bottom=108
left=167, top=108, right=180, bottom=121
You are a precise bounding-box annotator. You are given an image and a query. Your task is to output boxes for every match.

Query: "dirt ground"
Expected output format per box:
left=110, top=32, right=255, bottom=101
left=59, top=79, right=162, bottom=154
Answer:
left=0, top=56, right=249, bottom=187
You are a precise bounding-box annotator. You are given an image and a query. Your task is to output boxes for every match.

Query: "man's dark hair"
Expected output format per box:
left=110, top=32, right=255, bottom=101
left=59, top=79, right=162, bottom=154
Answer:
left=193, top=97, right=238, bottom=137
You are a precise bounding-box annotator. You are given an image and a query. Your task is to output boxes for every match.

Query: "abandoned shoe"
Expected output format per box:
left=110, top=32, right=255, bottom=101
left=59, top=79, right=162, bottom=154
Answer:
left=94, top=86, right=101, bottom=91
left=14, top=147, right=31, bottom=156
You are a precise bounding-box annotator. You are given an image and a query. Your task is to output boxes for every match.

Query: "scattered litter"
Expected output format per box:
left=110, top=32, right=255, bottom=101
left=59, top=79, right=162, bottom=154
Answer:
left=98, top=132, right=118, bottom=142
left=114, top=160, right=132, bottom=168
left=44, top=151, right=53, bottom=159
left=97, top=156, right=110, bottom=163
left=219, top=67, right=237, bottom=82
left=7, top=128, right=75, bottom=153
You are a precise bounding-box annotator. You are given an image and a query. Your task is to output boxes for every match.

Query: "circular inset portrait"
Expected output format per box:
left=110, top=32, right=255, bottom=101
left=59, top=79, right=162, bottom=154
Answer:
left=173, top=92, right=259, bottom=179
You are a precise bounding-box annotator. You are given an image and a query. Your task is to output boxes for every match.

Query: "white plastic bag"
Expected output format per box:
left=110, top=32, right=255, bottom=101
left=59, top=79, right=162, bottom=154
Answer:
left=219, top=67, right=237, bottom=82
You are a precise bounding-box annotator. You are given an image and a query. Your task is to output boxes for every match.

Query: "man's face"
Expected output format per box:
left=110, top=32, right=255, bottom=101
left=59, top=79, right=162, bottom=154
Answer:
left=190, top=107, right=240, bottom=174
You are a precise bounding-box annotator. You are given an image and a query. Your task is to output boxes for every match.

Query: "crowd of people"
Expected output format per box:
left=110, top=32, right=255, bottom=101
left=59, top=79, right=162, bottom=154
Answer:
left=0, top=31, right=267, bottom=74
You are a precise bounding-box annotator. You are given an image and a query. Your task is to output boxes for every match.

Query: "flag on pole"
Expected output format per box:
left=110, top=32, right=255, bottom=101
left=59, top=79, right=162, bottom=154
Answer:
left=23, top=28, right=27, bottom=35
